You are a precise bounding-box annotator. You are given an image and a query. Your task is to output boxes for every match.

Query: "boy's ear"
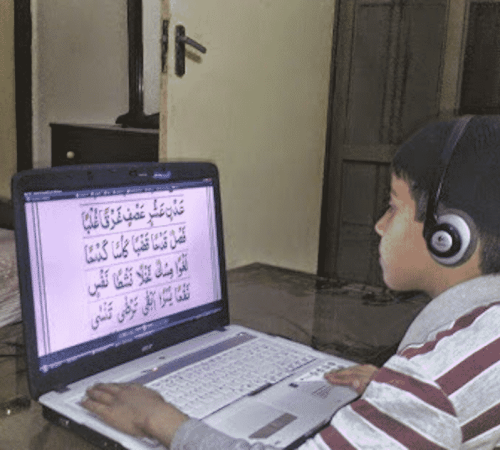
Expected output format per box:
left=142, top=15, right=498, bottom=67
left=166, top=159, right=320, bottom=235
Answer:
left=424, top=208, right=478, bottom=267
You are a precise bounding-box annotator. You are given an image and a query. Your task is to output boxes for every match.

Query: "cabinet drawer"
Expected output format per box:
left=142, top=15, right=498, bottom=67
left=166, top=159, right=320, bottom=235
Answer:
left=51, top=123, right=159, bottom=166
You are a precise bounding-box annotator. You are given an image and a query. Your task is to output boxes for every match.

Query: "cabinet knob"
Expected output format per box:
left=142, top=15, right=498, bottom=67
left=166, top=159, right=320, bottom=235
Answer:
left=66, top=151, right=75, bottom=160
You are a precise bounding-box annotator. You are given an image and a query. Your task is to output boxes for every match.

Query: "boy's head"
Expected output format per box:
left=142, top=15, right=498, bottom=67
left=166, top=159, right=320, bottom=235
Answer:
left=375, top=115, right=500, bottom=296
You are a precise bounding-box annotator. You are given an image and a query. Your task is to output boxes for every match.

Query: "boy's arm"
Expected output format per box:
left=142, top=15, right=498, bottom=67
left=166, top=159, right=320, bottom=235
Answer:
left=83, top=383, right=328, bottom=450
left=310, top=358, right=463, bottom=449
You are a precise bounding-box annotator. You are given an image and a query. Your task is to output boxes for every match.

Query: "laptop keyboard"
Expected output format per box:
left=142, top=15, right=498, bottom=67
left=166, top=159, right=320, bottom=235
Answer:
left=146, top=338, right=318, bottom=418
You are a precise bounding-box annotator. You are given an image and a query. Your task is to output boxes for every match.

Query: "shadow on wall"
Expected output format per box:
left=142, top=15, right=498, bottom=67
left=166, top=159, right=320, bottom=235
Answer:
left=0, top=199, right=14, bottom=229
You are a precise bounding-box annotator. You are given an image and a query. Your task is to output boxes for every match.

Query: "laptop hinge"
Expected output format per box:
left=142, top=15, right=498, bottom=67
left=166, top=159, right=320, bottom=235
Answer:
left=55, top=384, right=70, bottom=394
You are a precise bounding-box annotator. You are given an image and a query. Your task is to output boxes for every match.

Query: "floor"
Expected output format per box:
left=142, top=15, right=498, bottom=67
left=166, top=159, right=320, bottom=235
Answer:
left=226, top=264, right=430, bottom=366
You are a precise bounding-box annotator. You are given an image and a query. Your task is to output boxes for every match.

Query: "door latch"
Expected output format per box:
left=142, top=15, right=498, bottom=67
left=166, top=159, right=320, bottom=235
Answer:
left=162, top=20, right=169, bottom=73
left=175, top=25, right=207, bottom=77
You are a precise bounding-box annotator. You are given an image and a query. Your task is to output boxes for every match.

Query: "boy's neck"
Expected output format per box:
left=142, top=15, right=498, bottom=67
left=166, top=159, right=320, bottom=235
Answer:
left=426, top=251, right=483, bottom=298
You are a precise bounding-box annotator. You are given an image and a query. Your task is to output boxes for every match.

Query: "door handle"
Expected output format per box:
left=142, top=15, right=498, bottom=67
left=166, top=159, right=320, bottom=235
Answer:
left=175, top=25, right=207, bottom=77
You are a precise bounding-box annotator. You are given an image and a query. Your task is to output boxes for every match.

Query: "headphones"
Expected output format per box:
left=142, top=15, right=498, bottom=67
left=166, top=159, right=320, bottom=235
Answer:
left=423, top=115, right=478, bottom=266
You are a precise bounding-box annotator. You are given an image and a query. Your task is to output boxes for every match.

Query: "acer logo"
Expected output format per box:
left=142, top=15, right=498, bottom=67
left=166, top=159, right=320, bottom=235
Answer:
left=142, top=343, right=153, bottom=353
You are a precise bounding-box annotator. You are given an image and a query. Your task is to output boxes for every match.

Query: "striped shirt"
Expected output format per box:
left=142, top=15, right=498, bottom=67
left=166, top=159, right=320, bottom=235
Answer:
left=312, top=275, right=500, bottom=449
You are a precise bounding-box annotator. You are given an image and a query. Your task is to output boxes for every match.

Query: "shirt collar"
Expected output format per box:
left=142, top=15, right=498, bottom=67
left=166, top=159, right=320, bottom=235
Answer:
left=398, top=275, right=500, bottom=351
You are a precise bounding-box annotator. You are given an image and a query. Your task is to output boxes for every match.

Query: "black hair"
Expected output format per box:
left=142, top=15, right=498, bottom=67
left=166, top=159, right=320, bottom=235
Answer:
left=391, top=164, right=500, bottom=274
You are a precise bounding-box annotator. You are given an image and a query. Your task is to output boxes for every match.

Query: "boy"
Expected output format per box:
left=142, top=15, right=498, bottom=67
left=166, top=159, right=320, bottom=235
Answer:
left=82, top=115, right=500, bottom=449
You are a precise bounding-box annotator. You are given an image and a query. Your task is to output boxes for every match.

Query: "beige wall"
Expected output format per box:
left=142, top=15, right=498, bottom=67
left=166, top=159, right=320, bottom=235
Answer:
left=32, top=0, right=129, bottom=167
left=0, top=0, right=17, bottom=198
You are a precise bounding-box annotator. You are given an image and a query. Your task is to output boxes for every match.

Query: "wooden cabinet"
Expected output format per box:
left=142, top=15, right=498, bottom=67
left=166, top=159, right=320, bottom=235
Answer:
left=50, top=123, right=158, bottom=167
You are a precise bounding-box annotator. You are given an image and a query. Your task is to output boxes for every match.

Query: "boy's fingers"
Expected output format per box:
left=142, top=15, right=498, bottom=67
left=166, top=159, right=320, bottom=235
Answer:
left=324, top=364, right=378, bottom=394
left=324, top=366, right=361, bottom=381
left=81, top=397, right=108, bottom=414
left=324, top=371, right=350, bottom=384
left=84, top=383, right=133, bottom=408
left=85, top=387, right=116, bottom=405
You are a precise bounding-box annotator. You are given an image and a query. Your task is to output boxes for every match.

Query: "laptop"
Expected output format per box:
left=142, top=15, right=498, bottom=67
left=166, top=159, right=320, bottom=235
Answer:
left=12, top=162, right=358, bottom=449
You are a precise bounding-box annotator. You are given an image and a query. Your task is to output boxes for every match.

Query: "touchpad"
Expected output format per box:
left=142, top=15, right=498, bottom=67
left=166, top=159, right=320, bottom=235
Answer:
left=207, top=402, right=296, bottom=439
left=249, top=412, right=297, bottom=439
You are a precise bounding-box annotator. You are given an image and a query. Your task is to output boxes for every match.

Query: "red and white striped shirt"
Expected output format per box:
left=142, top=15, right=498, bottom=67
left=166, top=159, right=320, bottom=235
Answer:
left=311, top=275, right=500, bottom=449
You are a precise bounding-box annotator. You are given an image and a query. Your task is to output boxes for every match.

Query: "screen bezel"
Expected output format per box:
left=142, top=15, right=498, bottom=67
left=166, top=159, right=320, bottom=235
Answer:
left=12, top=162, right=229, bottom=399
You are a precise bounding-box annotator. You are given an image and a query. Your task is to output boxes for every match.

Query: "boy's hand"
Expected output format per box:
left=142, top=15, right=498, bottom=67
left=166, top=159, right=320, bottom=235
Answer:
left=81, top=383, right=189, bottom=447
left=324, top=364, right=378, bottom=395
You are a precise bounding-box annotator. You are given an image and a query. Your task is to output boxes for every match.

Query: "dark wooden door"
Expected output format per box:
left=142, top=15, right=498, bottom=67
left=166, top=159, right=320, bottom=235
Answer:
left=319, top=0, right=449, bottom=285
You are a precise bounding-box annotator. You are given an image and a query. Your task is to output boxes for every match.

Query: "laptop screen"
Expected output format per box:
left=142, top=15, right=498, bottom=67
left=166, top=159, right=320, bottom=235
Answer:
left=20, top=168, right=225, bottom=378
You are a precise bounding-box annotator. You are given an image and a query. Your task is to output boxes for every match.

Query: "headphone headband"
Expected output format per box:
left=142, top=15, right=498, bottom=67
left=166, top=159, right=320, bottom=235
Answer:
left=424, top=115, right=473, bottom=236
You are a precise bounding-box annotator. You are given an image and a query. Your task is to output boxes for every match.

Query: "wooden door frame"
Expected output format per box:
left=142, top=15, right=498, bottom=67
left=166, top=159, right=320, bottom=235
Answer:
left=0, top=0, right=32, bottom=228
left=14, top=0, right=32, bottom=174
left=317, top=0, right=343, bottom=278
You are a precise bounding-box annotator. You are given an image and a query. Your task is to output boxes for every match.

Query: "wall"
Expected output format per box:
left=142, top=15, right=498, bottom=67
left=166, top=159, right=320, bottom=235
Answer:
left=32, top=0, right=129, bottom=167
left=0, top=0, right=17, bottom=198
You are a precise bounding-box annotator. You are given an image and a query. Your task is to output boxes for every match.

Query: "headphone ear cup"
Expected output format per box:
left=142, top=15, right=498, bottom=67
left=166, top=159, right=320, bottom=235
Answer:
left=426, top=211, right=477, bottom=266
